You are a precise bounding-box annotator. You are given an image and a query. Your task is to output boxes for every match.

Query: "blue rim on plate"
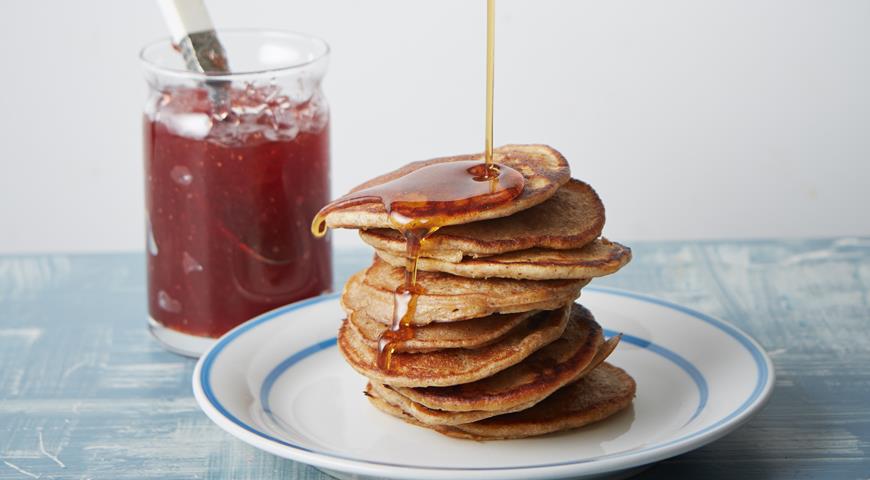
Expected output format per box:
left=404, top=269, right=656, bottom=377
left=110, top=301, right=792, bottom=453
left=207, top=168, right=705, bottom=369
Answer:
left=257, top=330, right=710, bottom=429
left=195, top=286, right=774, bottom=473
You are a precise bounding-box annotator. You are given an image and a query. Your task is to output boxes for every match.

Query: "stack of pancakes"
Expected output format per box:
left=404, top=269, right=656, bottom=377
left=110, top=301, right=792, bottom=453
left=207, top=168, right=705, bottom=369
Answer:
left=320, top=145, right=635, bottom=440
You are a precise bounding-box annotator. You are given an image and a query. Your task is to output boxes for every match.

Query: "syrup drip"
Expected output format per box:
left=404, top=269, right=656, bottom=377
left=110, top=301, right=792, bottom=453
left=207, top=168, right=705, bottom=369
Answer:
left=311, top=0, right=513, bottom=370
left=310, top=161, right=523, bottom=237
left=376, top=227, right=432, bottom=370
left=311, top=160, right=524, bottom=370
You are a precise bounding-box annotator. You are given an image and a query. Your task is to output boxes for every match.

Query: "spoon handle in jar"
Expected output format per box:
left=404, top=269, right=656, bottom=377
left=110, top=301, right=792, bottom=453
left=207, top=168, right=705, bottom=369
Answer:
left=156, top=0, right=230, bottom=74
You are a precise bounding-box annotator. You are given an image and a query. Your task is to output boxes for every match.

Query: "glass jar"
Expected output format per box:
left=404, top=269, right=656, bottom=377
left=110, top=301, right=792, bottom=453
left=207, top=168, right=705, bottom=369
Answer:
left=140, top=30, right=332, bottom=356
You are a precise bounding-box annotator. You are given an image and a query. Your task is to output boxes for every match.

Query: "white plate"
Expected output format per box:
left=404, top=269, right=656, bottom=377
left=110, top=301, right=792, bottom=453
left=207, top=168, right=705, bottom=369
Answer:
left=193, top=287, right=774, bottom=480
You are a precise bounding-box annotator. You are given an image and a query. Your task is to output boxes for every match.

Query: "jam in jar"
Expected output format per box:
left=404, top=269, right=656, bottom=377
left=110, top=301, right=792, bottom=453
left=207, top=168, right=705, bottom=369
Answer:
left=141, top=31, right=332, bottom=355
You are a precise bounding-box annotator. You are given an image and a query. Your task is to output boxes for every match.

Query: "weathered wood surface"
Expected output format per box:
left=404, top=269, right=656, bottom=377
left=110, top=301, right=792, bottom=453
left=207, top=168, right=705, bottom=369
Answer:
left=0, top=239, right=868, bottom=479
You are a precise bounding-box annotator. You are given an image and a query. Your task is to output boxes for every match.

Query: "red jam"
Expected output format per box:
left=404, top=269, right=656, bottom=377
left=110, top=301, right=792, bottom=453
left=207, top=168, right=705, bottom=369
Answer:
left=144, top=86, right=332, bottom=338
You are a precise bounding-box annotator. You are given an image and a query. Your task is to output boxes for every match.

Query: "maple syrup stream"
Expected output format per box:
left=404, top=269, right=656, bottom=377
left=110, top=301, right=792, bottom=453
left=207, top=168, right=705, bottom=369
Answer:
left=311, top=0, right=514, bottom=370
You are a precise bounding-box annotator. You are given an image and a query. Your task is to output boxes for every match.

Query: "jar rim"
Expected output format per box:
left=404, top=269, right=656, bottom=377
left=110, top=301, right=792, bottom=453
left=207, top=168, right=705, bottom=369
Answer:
left=140, top=28, right=330, bottom=81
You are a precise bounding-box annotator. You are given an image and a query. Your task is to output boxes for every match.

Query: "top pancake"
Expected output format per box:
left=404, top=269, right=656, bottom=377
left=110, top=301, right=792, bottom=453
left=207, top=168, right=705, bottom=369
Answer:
left=319, top=145, right=570, bottom=230
left=359, top=179, right=605, bottom=263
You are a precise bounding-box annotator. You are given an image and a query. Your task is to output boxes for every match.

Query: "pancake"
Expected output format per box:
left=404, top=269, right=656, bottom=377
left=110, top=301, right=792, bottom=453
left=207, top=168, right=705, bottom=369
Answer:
left=341, top=258, right=588, bottom=325
left=367, top=363, right=635, bottom=440
left=368, top=381, right=500, bottom=426
left=395, top=304, right=614, bottom=413
left=338, top=305, right=570, bottom=388
left=359, top=179, right=605, bottom=263
left=365, top=385, right=431, bottom=427
left=347, top=310, right=538, bottom=353
left=377, top=334, right=620, bottom=426
left=444, top=363, right=636, bottom=439
left=318, top=145, right=571, bottom=230
left=369, top=305, right=618, bottom=427
left=375, top=238, right=632, bottom=280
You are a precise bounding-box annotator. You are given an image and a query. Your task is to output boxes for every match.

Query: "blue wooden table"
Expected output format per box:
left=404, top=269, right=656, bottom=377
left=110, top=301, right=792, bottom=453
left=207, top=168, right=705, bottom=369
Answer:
left=1, top=240, right=869, bottom=479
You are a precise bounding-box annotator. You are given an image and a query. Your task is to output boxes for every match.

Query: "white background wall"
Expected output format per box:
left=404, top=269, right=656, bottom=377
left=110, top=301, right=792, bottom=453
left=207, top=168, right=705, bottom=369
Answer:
left=0, top=0, right=868, bottom=253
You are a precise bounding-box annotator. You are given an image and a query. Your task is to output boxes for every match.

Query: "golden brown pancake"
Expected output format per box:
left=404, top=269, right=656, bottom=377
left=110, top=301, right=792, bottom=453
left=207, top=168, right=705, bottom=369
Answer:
left=368, top=382, right=497, bottom=426
left=375, top=238, right=632, bottom=280
left=359, top=179, right=605, bottom=263
left=366, top=305, right=620, bottom=427
left=395, top=304, right=614, bottom=412
left=338, top=305, right=570, bottom=388
left=375, top=335, right=620, bottom=426
left=347, top=310, right=538, bottom=353
left=341, top=258, right=588, bottom=325
left=317, top=142, right=635, bottom=441
left=367, top=363, right=635, bottom=440
left=319, top=145, right=571, bottom=230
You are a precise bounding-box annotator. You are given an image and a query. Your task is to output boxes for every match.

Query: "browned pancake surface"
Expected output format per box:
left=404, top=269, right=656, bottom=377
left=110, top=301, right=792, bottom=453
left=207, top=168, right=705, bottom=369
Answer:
left=341, top=258, right=588, bottom=324
left=360, top=179, right=605, bottom=262
left=396, top=304, right=607, bottom=412
left=367, top=363, right=635, bottom=440
left=348, top=310, right=537, bottom=353
left=338, top=306, right=570, bottom=387
left=320, top=145, right=570, bottom=230
left=379, top=334, right=621, bottom=426
left=376, top=238, right=632, bottom=280
left=445, top=363, right=636, bottom=439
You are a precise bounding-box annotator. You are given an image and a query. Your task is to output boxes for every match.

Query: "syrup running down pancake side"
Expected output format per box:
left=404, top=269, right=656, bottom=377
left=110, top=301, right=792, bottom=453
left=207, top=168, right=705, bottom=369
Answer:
left=314, top=0, right=512, bottom=371
left=312, top=160, right=525, bottom=370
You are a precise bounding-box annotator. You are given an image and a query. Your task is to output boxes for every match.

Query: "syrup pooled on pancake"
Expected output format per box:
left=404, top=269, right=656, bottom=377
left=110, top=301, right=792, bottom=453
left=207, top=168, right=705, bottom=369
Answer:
left=312, top=160, right=525, bottom=370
